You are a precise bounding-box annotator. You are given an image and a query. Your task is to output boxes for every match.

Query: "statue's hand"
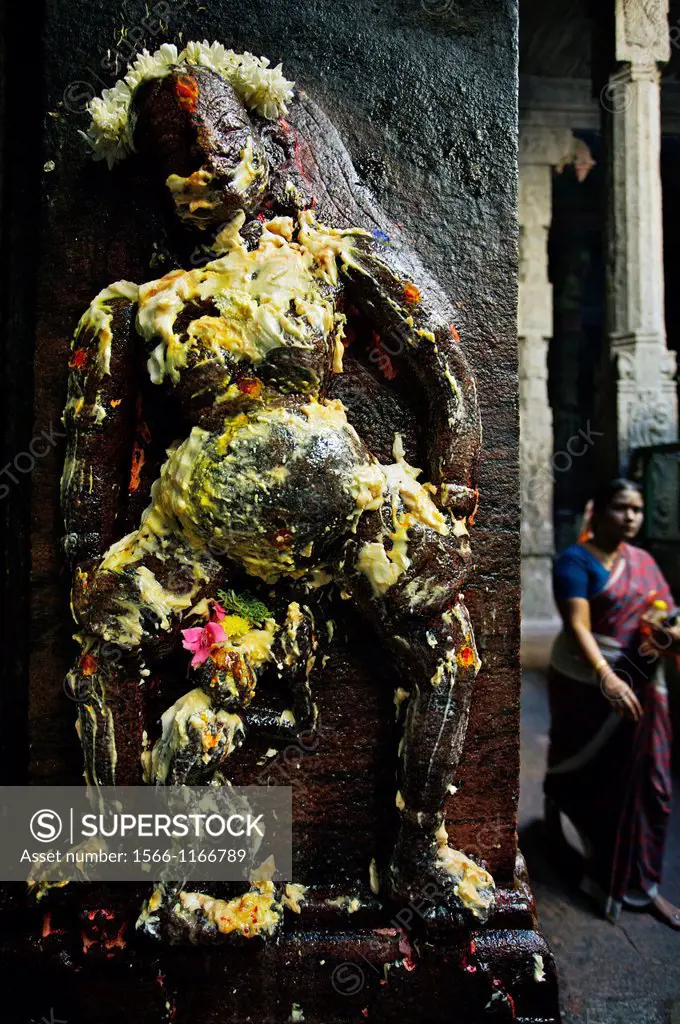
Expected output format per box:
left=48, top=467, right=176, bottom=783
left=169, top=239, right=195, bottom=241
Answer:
left=437, top=483, right=479, bottom=520
left=70, top=559, right=100, bottom=628
left=193, top=646, right=258, bottom=710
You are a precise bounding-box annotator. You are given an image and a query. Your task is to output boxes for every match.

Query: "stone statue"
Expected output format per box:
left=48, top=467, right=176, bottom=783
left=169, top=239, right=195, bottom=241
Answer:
left=60, top=41, right=495, bottom=941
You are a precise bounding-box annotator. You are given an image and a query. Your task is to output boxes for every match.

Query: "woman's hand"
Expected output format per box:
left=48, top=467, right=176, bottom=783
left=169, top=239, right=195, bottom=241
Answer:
left=667, top=622, right=680, bottom=651
left=599, top=670, right=643, bottom=722
left=640, top=620, right=680, bottom=658
left=557, top=596, right=644, bottom=722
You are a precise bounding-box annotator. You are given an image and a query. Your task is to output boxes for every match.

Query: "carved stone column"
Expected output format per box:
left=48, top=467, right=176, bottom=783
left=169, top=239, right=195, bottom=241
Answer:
left=604, top=0, right=678, bottom=471
left=519, top=126, right=574, bottom=623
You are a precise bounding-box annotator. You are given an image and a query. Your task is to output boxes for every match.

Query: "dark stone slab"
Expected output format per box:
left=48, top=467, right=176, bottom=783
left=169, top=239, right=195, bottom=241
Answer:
left=31, top=0, right=522, bottom=867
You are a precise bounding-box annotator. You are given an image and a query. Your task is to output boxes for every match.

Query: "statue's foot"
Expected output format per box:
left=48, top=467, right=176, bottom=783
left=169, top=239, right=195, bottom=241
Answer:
left=386, top=820, right=496, bottom=927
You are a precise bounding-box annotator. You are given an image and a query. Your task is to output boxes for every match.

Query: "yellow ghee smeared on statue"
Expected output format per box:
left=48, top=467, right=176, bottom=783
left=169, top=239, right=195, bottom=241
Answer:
left=135, top=211, right=370, bottom=386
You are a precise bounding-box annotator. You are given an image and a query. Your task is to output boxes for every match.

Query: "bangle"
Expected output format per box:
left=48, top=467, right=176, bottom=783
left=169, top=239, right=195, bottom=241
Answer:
left=593, top=657, right=608, bottom=676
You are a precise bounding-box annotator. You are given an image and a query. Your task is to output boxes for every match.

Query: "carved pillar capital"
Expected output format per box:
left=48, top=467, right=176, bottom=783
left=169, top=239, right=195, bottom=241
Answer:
left=615, top=0, right=670, bottom=65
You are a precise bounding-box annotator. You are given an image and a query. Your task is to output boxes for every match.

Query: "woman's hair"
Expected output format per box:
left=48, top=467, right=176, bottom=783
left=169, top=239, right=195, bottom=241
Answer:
left=591, top=477, right=643, bottom=514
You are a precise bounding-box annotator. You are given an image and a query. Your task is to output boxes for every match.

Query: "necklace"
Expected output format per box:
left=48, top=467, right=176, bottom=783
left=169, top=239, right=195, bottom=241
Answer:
left=583, top=540, right=622, bottom=571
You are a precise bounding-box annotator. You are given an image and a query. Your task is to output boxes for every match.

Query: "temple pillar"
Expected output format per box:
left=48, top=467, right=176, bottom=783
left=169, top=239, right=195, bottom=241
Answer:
left=519, top=126, right=575, bottom=624
left=603, top=0, right=677, bottom=472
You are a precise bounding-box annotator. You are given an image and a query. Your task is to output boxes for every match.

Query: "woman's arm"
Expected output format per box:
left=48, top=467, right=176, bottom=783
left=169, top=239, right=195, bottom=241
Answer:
left=557, top=596, right=642, bottom=721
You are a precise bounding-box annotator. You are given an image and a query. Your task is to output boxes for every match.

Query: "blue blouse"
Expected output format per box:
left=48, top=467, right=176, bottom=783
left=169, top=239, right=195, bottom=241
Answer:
left=553, top=543, right=611, bottom=602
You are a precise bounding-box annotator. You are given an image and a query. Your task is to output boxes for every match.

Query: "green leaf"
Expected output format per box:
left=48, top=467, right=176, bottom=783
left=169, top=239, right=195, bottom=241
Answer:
left=217, top=588, right=271, bottom=627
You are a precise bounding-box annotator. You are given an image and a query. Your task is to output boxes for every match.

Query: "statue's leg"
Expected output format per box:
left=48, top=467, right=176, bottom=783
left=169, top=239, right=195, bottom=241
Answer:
left=146, top=597, right=319, bottom=784
left=135, top=598, right=320, bottom=943
left=386, top=598, right=495, bottom=923
left=65, top=633, right=241, bottom=788
left=67, top=574, right=311, bottom=942
left=338, top=490, right=496, bottom=924
left=72, top=552, right=320, bottom=786
left=68, top=509, right=229, bottom=786
left=66, top=448, right=323, bottom=938
left=269, top=599, right=319, bottom=735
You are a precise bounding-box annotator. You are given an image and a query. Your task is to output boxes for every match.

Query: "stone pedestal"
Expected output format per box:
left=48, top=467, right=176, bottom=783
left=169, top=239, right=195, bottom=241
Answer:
left=519, top=126, right=575, bottom=625
left=604, top=0, right=678, bottom=472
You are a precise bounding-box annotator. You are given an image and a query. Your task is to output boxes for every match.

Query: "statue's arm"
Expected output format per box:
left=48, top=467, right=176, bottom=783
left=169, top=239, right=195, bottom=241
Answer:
left=339, top=235, right=481, bottom=517
left=61, top=281, right=141, bottom=567
left=285, top=97, right=480, bottom=516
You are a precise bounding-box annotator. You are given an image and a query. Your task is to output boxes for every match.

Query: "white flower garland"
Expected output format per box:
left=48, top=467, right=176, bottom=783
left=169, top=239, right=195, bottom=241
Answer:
left=79, top=40, right=295, bottom=169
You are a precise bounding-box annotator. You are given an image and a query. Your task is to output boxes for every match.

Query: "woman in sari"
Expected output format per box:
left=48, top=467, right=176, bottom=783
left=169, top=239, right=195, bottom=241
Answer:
left=544, top=478, right=680, bottom=928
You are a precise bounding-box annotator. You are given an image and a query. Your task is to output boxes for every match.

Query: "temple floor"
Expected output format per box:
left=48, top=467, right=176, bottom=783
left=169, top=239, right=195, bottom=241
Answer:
left=520, top=662, right=680, bottom=1024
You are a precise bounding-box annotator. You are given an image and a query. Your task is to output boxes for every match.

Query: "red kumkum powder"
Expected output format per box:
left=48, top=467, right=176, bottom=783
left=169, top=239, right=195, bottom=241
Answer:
left=175, top=74, right=199, bottom=113
left=237, top=377, right=262, bottom=398
left=403, top=282, right=421, bottom=304
left=129, top=442, right=145, bottom=492
left=457, top=645, right=476, bottom=669
left=80, top=653, right=98, bottom=676
left=69, top=347, right=88, bottom=369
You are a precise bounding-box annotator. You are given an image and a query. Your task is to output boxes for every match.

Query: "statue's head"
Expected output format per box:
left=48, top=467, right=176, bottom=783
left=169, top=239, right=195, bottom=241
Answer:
left=132, top=66, right=271, bottom=227
left=80, top=42, right=297, bottom=229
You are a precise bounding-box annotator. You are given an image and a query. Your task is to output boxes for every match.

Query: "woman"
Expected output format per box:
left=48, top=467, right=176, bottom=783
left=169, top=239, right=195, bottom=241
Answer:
left=545, top=478, right=680, bottom=928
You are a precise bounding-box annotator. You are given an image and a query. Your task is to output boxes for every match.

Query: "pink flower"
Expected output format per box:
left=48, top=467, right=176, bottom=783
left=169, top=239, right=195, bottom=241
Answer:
left=210, top=600, right=226, bottom=622
left=181, top=621, right=227, bottom=668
